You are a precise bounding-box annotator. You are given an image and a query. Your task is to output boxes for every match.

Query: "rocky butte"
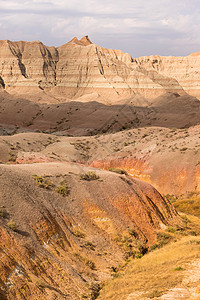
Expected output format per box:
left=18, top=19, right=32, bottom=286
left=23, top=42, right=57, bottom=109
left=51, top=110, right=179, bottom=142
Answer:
left=0, top=36, right=200, bottom=103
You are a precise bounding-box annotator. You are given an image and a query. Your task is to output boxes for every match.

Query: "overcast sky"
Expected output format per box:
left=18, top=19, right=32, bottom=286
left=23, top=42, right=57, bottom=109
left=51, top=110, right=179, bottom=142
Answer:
left=0, top=0, right=200, bottom=57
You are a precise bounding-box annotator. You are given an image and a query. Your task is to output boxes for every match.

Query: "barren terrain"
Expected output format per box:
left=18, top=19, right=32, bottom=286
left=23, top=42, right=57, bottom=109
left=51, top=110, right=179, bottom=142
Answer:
left=0, top=37, right=200, bottom=299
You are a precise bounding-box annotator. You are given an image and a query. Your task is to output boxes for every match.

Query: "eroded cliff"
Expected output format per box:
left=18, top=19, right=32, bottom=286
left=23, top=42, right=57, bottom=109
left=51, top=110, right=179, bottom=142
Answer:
left=0, top=162, right=180, bottom=299
left=1, top=36, right=200, bottom=102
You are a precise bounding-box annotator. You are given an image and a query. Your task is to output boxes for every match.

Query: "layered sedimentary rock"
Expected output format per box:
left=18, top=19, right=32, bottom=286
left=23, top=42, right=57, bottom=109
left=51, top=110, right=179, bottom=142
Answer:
left=0, top=162, right=180, bottom=299
left=1, top=36, right=200, bottom=102
left=134, top=53, right=200, bottom=99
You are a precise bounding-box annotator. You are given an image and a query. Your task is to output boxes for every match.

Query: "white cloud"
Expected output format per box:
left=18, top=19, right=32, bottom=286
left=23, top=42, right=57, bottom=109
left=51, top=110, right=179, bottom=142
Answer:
left=0, top=0, right=200, bottom=56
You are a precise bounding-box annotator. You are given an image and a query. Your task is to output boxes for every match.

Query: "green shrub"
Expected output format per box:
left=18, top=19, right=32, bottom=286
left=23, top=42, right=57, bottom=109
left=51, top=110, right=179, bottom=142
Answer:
left=7, top=219, right=17, bottom=231
left=165, top=194, right=177, bottom=203
left=72, top=229, right=85, bottom=238
left=147, top=290, right=162, bottom=299
left=55, top=182, right=70, bottom=197
left=173, top=266, right=183, bottom=271
left=8, top=152, right=16, bottom=162
left=32, top=175, right=53, bottom=189
left=85, top=259, right=96, bottom=270
left=167, top=226, right=176, bottom=233
left=108, top=168, right=128, bottom=175
left=135, top=253, right=143, bottom=259
left=79, top=171, right=99, bottom=181
left=150, top=243, right=159, bottom=251
left=85, top=241, right=95, bottom=250
left=157, top=232, right=172, bottom=247
left=128, top=228, right=138, bottom=238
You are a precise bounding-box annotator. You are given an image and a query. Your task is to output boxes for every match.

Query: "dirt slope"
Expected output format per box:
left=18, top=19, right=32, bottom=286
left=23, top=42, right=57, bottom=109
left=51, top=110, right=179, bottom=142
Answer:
left=0, top=162, right=179, bottom=299
left=0, top=92, right=200, bottom=137
left=0, top=122, right=199, bottom=196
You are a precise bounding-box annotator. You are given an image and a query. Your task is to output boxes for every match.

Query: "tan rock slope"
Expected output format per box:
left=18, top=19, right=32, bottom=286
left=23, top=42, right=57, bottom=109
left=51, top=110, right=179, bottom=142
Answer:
left=0, top=122, right=199, bottom=196
left=0, top=162, right=179, bottom=299
left=1, top=36, right=200, bottom=102
left=0, top=91, right=200, bottom=137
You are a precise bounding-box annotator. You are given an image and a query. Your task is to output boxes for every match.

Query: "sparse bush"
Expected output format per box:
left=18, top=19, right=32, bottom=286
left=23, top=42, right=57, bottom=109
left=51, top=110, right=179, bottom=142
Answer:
left=167, top=226, right=176, bottom=233
left=173, top=266, right=183, bottom=271
left=55, top=182, right=70, bottom=196
left=7, top=219, right=17, bottom=231
left=79, top=171, right=99, bottom=181
left=149, top=243, right=159, bottom=251
left=157, top=232, right=172, bottom=247
left=8, top=152, right=16, bottom=162
left=90, top=283, right=101, bottom=300
left=108, top=168, right=128, bottom=175
left=128, top=228, right=138, bottom=238
left=135, top=253, right=143, bottom=259
left=147, top=289, right=162, bottom=299
left=111, top=266, right=118, bottom=273
left=32, top=175, right=53, bottom=189
left=180, top=215, right=190, bottom=227
left=189, top=231, right=197, bottom=236
left=138, top=245, right=148, bottom=255
left=85, top=259, right=96, bottom=270
left=72, top=229, right=85, bottom=238
left=165, top=194, right=177, bottom=203
left=85, top=241, right=95, bottom=250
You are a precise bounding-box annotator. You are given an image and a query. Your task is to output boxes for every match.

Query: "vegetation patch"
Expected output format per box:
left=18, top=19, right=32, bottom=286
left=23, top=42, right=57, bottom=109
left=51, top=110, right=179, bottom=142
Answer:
left=99, top=234, right=200, bottom=299
left=173, top=266, right=184, bottom=271
left=79, top=171, right=99, bottom=181
left=174, top=197, right=200, bottom=218
left=8, top=152, right=17, bottom=162
left=108, top=168, right=128, bottom=175
left=149, top=232, right=174, bottom=252
left=85, top=259, right=96, bottom=270
left=7, top=219, right=17, bottom=231
left=72, top=229, right=86, bottom=238
left=85, top=241, right=96, bottom=251
left=32, top=175, right=54, bottom=189
left=146, top=289, right=163, bottom=299
left=55, top=181, right=70, bottom=197
left=74, top=253, right=96, bottom=270
left=167, top=191, right=200, bottom=218
left=165, top=194, right=177, bottom=203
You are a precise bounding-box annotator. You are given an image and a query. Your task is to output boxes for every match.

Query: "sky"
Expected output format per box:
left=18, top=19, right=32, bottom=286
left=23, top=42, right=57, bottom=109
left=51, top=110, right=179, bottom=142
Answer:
left=0, top=0, right=200, bottom=57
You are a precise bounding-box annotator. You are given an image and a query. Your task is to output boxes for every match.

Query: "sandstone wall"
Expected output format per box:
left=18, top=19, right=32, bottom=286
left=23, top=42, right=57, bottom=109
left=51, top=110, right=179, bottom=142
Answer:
left=0, top=37, right=200, bottom=101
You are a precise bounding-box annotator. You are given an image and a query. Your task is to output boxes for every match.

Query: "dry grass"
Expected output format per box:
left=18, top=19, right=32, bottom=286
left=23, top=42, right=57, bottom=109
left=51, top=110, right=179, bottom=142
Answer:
left=99, top=215, right=200, bottom=300
left=173, top=195, right=200, bottom=218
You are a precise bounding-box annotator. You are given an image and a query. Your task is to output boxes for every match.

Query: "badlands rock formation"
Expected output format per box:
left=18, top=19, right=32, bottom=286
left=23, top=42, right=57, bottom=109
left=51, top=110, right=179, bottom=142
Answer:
left=1, top=36, right=200, bottom=102
left=0, top=123, right=199, bottom=196
left=1, top=91, right=200, bottom=137
left=0, top=162, right=180, bottom=299
left=1, top=36, right=200, bottom=299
